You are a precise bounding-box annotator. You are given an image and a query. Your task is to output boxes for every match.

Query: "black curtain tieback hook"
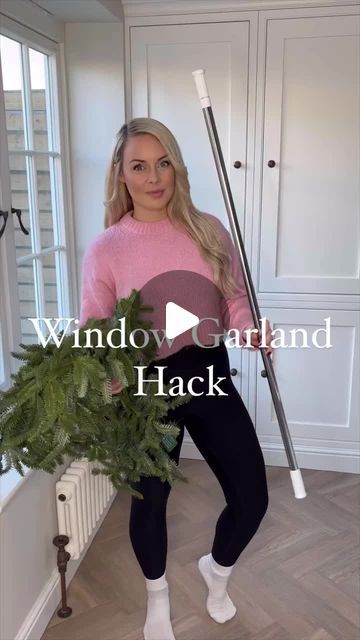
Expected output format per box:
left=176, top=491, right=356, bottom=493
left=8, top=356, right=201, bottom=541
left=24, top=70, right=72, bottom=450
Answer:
left=0, top=210, right=9, bottom=239
left=12, top=207, right=29, bottom=235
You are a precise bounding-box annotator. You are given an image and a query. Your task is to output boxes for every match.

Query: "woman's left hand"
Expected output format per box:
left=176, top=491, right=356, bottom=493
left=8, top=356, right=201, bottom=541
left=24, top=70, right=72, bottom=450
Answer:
left=248, top=319, right=273, bottom=355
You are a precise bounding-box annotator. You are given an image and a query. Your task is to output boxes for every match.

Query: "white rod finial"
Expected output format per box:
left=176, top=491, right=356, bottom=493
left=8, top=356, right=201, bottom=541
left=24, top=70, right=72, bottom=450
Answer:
left=192, top=69, right=211, bottom=108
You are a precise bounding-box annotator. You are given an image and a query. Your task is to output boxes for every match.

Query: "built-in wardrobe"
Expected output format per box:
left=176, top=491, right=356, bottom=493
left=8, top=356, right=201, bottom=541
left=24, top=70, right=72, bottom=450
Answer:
left=122, top=0, right=360, bottom=473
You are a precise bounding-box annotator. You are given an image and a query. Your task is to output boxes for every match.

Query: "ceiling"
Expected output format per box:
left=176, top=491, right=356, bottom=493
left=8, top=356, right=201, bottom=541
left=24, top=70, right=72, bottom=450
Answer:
left=28, top=0, right=124, bottom=23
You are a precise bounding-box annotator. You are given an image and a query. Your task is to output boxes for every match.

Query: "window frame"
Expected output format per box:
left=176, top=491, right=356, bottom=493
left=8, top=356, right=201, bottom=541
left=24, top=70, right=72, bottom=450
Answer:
left=0, top=15, right=78, bottom=388
left=0, top=14, right=78, bottom=507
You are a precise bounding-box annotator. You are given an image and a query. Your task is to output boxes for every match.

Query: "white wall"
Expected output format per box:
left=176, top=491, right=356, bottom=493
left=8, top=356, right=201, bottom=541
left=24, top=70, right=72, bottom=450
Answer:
left=0, top=459, right=69, bottom=640
left=64, top=22, right=125, bottom=307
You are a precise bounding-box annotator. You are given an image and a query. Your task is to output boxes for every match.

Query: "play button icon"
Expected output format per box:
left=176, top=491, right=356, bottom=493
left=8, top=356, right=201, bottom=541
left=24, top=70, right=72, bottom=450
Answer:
left=165, top=302, right=199, bottom=339
left=138, top=269, right=231, bottom=360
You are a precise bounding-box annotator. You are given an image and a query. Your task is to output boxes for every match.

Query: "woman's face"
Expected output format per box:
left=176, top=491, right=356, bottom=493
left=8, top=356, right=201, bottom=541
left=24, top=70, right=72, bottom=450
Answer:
left=119, top=134, right=175, bottom=215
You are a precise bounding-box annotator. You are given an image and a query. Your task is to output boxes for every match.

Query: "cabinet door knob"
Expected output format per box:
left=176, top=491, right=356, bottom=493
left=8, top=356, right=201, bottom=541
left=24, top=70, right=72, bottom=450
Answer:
left=233, top=160, right=242, bottom=168
left=267, top=160, right=276, bottom=168
left=230, top=368, right=238, bottom=376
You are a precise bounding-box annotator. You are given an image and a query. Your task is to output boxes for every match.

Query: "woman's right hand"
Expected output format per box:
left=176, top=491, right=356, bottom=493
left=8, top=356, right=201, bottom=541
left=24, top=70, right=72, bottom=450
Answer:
left=111, top=378, right=124, bottom=395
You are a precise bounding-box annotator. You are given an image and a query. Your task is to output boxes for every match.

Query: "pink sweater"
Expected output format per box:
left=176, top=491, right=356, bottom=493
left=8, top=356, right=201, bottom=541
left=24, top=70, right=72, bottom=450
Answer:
left=79, top=210, right=254, bottom=360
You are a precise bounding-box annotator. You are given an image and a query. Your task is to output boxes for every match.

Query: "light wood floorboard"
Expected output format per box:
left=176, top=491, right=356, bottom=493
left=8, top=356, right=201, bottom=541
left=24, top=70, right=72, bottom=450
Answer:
left=41, top=463, right=360, bottom=640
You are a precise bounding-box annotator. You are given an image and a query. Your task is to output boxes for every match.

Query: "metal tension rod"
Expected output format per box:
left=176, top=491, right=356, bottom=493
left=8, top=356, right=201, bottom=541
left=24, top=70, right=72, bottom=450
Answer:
left=192, top=68, right=306, bottom=499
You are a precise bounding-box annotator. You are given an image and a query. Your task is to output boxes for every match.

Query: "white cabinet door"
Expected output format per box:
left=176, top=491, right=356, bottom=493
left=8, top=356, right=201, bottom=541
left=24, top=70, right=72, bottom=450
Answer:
left=256, top=308, right=359, bottom=472
left=260, top=14, right=360, bottom=296
left=256, top=12, right=360, bottom=472
left=130, top=21, right=249, bottom=230
left=130, top=20, right=253, bottom=397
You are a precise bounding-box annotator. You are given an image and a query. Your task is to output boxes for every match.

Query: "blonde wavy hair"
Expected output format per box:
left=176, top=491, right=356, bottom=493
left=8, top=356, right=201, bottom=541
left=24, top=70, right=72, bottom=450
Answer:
left=104, top=117, right=238, bottom=298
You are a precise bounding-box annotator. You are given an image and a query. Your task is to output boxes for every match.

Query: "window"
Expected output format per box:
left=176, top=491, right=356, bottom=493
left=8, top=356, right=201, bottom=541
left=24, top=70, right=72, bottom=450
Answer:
left=0, top=24, right=74, bottom=388
left=0, top=18, right=76, bottom=503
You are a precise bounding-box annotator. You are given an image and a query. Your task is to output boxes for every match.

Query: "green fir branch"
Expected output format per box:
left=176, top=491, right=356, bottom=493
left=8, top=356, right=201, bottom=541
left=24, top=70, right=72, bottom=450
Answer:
left=0, top=289, right=193, bottom=498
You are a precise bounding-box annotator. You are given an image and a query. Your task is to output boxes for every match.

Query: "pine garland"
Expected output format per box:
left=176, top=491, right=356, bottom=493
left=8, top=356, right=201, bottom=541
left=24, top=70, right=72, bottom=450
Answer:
left=0, top=289, right=193, bottom=499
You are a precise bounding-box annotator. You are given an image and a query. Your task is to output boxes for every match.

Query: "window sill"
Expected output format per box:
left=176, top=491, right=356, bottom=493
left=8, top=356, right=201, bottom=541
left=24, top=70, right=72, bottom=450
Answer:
left=0, top=465, right=34, bottom=513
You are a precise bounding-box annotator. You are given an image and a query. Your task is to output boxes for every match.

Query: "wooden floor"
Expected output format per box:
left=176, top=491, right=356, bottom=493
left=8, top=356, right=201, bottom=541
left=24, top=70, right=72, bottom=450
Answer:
left=42, top=461, right=360, bottom=640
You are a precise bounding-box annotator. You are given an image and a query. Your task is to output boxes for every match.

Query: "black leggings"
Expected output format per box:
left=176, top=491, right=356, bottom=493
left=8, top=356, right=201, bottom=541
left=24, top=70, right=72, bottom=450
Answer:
left=129, top=340, right=269, bottom=580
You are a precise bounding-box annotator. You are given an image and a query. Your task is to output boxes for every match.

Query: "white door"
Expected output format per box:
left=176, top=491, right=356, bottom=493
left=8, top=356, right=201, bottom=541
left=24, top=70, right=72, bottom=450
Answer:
left=129, top=20, right=254, bottom=402
left=256, top=11, right=360, bottom=472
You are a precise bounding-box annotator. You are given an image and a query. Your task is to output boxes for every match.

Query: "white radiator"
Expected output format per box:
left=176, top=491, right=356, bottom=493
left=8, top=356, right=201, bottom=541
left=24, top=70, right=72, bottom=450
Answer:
left=56, top=458, right=116, bottom=559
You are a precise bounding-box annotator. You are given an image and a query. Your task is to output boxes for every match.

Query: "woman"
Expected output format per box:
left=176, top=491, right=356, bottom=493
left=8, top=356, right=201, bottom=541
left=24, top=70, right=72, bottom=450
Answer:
left=79, top=118, right=272, bottom=640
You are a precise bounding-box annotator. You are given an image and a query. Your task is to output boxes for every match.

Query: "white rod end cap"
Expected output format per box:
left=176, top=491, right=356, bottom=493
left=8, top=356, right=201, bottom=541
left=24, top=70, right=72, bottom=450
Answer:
left=290, top=468, right=307, bottom=499
left=192, top=69, right=211, bottom=108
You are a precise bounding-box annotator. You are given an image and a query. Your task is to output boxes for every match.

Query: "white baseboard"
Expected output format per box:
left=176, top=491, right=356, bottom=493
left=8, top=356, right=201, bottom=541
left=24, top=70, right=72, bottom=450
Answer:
left=16, top=493, right=117, bottom=640
left=180, top=437, right=360, bottom=474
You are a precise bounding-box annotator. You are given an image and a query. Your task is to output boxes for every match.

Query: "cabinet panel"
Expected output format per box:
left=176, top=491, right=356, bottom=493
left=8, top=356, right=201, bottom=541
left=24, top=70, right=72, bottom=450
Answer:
left=260, top=14, right=360, bottom=295
left=255, top=308, right=359, bottom=450
left=130, top=21, right=249, bottom=234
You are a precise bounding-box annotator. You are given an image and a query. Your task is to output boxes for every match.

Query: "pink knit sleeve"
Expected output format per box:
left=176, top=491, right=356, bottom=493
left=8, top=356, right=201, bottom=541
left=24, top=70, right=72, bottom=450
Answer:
left=79, top=240, right=116, bottom=328
left=208, top=215, right=254, bottom=347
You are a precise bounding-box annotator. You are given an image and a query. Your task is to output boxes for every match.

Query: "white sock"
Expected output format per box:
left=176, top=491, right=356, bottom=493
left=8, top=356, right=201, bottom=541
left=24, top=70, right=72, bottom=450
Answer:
left=198, top=553, right=237, bottom=623
left=143, top=572, right=176, bottom=640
